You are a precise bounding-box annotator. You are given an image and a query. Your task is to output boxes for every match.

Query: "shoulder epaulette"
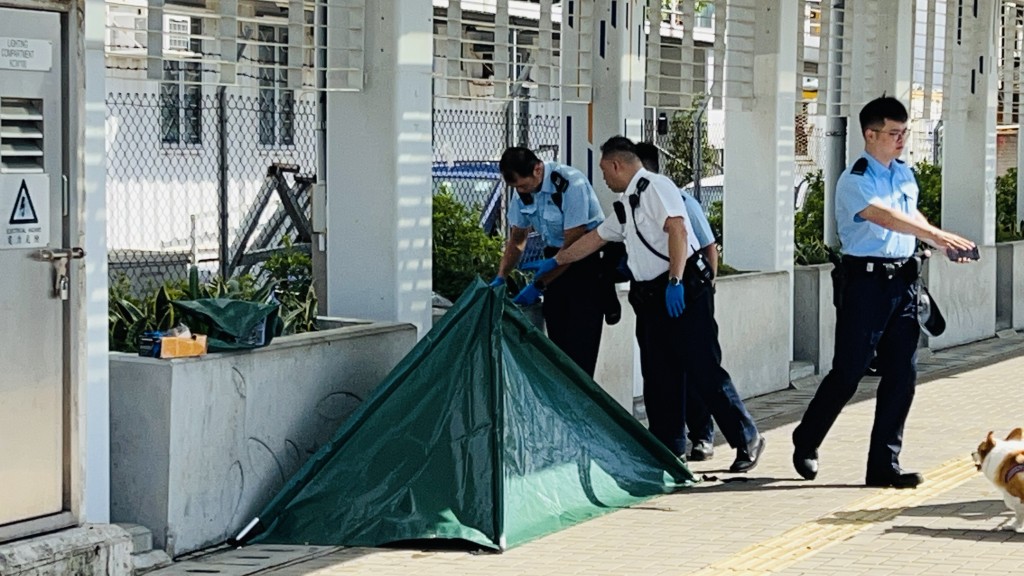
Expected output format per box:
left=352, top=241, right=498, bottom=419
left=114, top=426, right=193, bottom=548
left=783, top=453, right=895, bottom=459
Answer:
left=851, top=157, right=869, bottom=175
left=895, top=158, right=905, bottom=164
left=635, top=177, right=650, bottom=193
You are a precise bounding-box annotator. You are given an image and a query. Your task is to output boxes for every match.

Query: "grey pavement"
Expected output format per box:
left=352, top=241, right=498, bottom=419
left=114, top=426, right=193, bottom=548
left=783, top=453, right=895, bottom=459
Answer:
left=153, top=332, right=1024, bottom=576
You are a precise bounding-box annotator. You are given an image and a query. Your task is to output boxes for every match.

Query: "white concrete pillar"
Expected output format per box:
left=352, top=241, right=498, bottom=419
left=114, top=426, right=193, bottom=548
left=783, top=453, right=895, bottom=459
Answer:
left=325, top=1, right=433, bottom=334
left=942, top=0, right=998, bottom=245
left=559, top=0, right=595, bottom=183
left=722, top=0, right=798, bottom=273
left=845, top=0, right=915, bottom=163
left=75, top=0, right=110, bottom=524
left=568, top=0, right=645, bottom=211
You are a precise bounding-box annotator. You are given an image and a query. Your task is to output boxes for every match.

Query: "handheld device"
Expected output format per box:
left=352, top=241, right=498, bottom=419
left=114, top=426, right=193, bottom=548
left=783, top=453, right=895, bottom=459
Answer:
left=945, top=246, right=980, bottom=261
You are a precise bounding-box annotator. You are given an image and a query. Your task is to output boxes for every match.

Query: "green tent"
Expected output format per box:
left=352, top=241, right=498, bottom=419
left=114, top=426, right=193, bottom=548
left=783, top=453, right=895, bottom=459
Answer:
left=238, top=279, right=695, bottom=551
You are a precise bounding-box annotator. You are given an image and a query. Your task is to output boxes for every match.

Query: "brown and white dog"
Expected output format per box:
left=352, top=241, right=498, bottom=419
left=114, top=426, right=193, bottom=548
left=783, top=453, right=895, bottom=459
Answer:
left=973, top=428, right=1024, bottom=532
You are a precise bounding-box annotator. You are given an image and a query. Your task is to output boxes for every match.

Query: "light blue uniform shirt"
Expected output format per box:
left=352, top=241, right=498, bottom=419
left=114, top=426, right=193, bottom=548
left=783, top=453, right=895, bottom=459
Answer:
left=836, top=152, right=918, bottom=258
left=508, top=162, right=604, bottom=248
left=681, top=190, right=714, bottom=248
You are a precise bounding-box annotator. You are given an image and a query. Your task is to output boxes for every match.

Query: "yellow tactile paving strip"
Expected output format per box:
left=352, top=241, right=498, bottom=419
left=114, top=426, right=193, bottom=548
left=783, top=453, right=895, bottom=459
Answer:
left=684, top=457, right=978, bottom=576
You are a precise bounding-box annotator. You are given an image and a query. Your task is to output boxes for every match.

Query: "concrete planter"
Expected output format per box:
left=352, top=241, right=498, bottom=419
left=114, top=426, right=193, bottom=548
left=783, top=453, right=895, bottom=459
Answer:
left=793, top=264, right=836, bottom=375
left=109, top=318, right=417, bottom=558
left=923, top=246, right=997, bottom=349
left=996, top=241, right=1024, bottom=331
left=715, top=271, right=792, bottom=398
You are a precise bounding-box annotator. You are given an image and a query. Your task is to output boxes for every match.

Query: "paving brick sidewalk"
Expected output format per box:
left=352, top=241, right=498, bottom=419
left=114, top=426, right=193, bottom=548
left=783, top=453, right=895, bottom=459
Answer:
left=155, top=333, right=1024, bottom=576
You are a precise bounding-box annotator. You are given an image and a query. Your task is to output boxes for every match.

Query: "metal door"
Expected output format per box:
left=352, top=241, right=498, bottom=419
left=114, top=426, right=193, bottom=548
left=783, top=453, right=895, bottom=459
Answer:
left=0, top=8, right=66, bottom=526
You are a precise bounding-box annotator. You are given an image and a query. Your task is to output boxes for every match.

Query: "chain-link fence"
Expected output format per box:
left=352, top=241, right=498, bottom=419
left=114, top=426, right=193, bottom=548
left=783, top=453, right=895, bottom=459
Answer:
left=432, top=97, right=561, bottom=263
left=106, top=91, right=318, bottom=295
left=432, top=98, right=560, bottom=209
left=642, top=108, right=725, bottom=213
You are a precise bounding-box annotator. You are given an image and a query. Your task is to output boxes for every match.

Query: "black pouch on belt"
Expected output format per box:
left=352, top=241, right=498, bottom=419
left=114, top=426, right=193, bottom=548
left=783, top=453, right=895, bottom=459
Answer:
left=826, top=247, right=846, bottom=310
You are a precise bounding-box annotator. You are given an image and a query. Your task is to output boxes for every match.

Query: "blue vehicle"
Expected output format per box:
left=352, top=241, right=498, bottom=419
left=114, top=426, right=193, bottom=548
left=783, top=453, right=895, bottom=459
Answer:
left=432, top=161, right=543, bottom=264
left=432, top=161, right=504, bottom=234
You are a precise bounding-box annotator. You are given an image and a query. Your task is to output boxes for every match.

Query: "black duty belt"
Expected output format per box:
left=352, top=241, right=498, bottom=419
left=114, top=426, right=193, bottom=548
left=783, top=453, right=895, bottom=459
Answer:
left=842, top=255, right=915, bottom=279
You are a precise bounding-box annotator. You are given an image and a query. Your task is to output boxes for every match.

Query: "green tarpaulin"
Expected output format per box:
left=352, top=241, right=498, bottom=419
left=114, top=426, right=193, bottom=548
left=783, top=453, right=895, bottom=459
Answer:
left=240, top=279, right=695, bottom=551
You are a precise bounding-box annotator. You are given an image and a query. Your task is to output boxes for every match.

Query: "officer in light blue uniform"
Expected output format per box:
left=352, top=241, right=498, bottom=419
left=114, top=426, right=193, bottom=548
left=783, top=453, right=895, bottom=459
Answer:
left=506, top=164, right=603, bottom=253
left=792, top=97, right=976, bottom=489
left=490, top=147, right=608, bottom=377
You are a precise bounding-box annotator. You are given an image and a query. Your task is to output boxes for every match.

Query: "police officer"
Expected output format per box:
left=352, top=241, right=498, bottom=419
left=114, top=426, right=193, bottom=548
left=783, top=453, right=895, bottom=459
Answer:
left=634, top=141, right=732, bottom=462
left=525, top=136, right=765, bottom=472
left=791, top=97, right=977, bottom=488
left=490, top=147, right=607, bottom=377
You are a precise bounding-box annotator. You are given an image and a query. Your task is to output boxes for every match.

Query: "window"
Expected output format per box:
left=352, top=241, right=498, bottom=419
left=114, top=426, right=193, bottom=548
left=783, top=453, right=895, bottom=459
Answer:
left=808, top=7, right=822, bottom=37
left=694, top=3, right=714, bottom=29
left=258, top=25, right=295, bottom=146
left=160, top=16, right=203, bottom=145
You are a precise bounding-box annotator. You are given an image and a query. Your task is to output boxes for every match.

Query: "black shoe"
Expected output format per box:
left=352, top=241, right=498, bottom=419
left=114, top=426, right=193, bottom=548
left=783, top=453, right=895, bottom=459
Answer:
left=729, top=435, right=765, bottom=473
left=689, top=440, right=714, bottom=462
left=865, top=470, right=923, bottom=489
left=792, top=447, right=819, bottom=480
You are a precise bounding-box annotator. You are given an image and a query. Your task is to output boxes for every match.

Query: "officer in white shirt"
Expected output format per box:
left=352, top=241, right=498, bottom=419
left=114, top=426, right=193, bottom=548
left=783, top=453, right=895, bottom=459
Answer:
left=524, top=136, right=765, bottom=472
left=634, top=142, right=759, bottom=465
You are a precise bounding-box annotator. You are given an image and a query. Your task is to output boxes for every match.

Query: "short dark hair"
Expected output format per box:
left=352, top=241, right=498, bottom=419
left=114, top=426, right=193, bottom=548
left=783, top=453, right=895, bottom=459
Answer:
left=859, top=96, right=908, bottom=133
left=499, top=147, right=541, bottom=181
left=599, top=136, right=639, bottom=161
left=634, top=141, right=660, bottom=172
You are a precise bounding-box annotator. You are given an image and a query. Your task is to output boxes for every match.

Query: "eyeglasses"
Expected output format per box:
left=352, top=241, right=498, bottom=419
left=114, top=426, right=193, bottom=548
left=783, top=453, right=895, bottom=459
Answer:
left=870, top=128, right=909, bottom=140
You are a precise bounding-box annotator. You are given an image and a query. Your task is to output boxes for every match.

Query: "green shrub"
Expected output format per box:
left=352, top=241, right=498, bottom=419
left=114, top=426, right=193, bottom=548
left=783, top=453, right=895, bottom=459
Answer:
left=911, top=161, right=942, bottom=226
left=664, top=96, right=719, bottom=188
left=706, top=199, right=722, bottom=243
left=996, top=168, right=1024, bottom=242
left=794, top=170, right=829, bottom=265
left=262, top=237, right=318, bottom=334
left=108, top=240, right=318, bottom=353
left=432, top=190, right=503, bottom=302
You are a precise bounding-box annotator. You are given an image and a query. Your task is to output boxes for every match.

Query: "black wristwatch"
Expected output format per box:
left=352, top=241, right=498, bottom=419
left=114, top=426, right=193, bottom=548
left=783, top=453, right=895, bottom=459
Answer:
left=534, top=279, right=547, bottom=292
left=668, top=276, right=681, bottom=287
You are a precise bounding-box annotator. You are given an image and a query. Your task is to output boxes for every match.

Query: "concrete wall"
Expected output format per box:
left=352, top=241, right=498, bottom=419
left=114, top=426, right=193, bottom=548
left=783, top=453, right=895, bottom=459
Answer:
left=996, top=241, right=1024, bottom=331
left=793, top=264, right=836, bottom=374
left=109, top=321, right=417, bottom=557
left=603, top=273, right=792, bottom=409
left=594, top=287, right=635, bottom=412
left=923, top=247, right=998, bottom=350
left=716, top=271, right=793, bottom=399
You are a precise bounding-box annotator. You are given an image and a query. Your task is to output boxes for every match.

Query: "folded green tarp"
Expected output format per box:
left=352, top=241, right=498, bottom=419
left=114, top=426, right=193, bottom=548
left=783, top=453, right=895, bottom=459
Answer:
left=238, top=278, right=694, bottom=551
left=172, top=298, right=282, bottom=351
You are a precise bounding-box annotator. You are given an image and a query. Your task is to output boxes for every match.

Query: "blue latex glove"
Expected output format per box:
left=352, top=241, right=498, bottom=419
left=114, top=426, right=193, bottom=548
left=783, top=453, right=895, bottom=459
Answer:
left=520, top=257, right=558, bottom=277
left=665, top=282, right=686, bottom=317
left=512, top=283, right=543, bottom=306
left=488, top=276, right=506, bottom=288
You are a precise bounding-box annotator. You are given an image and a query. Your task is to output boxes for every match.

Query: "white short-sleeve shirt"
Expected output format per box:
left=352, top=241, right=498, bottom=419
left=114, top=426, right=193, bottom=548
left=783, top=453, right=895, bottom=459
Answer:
left=597, top=168, right=699, bottom=281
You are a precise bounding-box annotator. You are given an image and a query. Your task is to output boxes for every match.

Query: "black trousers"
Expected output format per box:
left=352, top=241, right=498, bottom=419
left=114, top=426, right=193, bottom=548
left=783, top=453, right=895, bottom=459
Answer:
left=630, top=277, right=759, bottom=455
left=792, top=264, right=920, bottom=474
left=542, top=251, right=604, bottom=377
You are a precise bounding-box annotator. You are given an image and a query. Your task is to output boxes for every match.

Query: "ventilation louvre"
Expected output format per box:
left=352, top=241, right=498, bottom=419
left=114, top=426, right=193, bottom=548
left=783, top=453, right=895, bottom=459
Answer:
left=0, top=98, right=44, bottom=174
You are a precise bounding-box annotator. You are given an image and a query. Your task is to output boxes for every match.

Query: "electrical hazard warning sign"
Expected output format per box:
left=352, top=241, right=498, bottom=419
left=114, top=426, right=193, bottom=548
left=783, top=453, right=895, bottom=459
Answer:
left=2, top=175, right=49, bottom=249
